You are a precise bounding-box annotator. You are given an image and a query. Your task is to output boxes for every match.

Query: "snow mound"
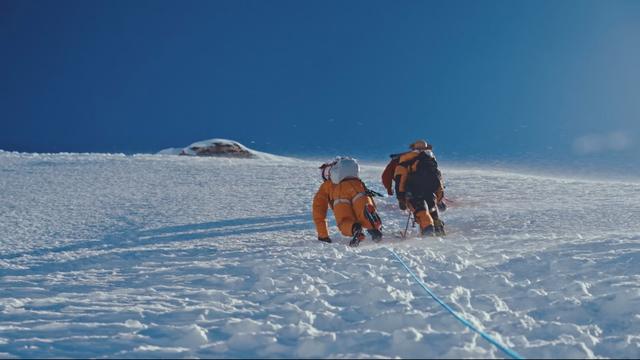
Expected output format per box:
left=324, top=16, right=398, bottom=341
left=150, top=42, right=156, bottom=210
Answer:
left=157, top=138, right=289, bottom=161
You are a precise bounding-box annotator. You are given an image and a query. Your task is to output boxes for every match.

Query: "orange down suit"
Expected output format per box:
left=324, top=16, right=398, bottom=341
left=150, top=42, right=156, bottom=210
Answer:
left=381, top=157, right=400, bottom=196
left=312, top=178, right=379, bottom=238
left=312, top=180, right=334, bottom=239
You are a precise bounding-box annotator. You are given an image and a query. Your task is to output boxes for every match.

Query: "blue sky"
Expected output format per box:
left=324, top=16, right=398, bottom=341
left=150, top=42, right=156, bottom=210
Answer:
left=1, top=0, right=639, bottom=161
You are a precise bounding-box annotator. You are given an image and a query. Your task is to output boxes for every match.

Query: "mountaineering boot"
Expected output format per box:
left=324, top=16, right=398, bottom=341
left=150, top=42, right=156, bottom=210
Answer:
left=318, top=237, right=332, bottom=243
left=433, top=218, right=446, bottom=237
left=364, top=203, right=382, bottom=230
left=349, top=223, right=366, bottom=247
left=367, top=229, right=383, bottom=242
left=420, top=225, right=435, bottom=237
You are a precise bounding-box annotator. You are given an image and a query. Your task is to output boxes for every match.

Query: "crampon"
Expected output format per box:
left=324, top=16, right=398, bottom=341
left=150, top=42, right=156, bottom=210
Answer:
left=364, top=203, right=382, bottom=230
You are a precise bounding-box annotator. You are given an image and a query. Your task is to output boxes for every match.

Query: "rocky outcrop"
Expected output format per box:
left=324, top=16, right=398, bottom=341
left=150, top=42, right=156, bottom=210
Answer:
left=178, top=139, right=255, bottom=158
left=158, top=138, right=290, bottom=161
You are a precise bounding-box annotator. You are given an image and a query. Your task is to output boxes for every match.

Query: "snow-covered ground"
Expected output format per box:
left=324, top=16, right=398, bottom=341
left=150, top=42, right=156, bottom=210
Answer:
left=1, top=151, right=639, bottom=358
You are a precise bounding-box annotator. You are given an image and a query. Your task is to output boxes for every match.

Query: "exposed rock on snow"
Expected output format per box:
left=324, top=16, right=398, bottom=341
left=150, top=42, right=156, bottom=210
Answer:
left=157, top=138, right=286, bottom=161
left=180, top=139, right=254, bottom=158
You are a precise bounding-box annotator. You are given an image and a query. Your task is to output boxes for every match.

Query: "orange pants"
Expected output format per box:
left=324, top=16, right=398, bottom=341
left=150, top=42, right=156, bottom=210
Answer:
left=407, top=196, right=435, bottom=230
left=331, top=179, right=379, bottom=236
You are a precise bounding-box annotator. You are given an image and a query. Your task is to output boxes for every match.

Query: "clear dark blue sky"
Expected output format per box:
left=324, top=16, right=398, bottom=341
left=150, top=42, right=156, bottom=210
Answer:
left=1, top=0, right=639, bottom=161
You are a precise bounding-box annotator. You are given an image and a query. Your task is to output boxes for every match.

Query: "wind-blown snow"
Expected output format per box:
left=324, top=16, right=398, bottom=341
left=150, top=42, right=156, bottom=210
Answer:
left=1, top=151, right=639, bottom=358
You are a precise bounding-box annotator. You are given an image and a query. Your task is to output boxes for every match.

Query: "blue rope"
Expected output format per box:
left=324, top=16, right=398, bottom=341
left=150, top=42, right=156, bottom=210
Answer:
left=388, top=248, right=524, bottom=360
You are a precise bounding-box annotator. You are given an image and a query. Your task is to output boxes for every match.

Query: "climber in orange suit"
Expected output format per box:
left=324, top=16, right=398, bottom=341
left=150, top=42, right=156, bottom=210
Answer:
left=312, top=157, right=383, bottom=246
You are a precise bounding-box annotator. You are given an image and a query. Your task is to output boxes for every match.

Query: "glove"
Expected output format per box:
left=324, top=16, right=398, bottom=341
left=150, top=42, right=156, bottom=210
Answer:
left=386, top=188, right=394, bottom=196
left=318, top=237, right=332, bottom=243
left=437, top=201, right=447, bottom=212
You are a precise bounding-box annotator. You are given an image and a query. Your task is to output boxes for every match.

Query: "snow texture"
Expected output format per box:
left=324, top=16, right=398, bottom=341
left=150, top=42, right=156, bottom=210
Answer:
left=1, top=151, right=640, bottom=358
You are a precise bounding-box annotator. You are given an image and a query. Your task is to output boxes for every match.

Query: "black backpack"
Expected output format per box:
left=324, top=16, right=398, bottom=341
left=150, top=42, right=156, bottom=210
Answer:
left=402, top=151, right=441, bottom=197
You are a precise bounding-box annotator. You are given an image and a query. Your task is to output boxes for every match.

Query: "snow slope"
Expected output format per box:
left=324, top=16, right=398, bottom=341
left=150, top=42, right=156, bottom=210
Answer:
left=1, top=151, right=639, bottom=358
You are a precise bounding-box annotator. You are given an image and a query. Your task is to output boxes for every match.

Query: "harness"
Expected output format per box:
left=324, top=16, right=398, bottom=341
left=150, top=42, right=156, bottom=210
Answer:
left=333, top=192, right=367, bottom=207
left=331, top=178, right=382, bottom=207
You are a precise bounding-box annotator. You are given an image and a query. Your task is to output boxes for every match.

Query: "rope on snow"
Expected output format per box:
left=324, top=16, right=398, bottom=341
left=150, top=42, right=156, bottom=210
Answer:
left=388, top=248, right=524, bottom=360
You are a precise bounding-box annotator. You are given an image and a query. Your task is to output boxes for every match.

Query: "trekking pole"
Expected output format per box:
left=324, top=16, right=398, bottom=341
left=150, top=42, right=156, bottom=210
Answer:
left=402, top=211, right=412, bottom=239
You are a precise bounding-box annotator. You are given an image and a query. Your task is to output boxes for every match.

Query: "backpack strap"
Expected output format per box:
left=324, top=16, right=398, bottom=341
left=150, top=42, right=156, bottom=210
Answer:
left=398, top=154, right=420, bottom=168
left=400, top=151, right=438, bottom=176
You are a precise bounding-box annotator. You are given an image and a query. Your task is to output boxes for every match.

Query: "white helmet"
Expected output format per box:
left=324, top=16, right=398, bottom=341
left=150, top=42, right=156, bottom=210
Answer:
left=330, top=157, right=360, bottom=184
